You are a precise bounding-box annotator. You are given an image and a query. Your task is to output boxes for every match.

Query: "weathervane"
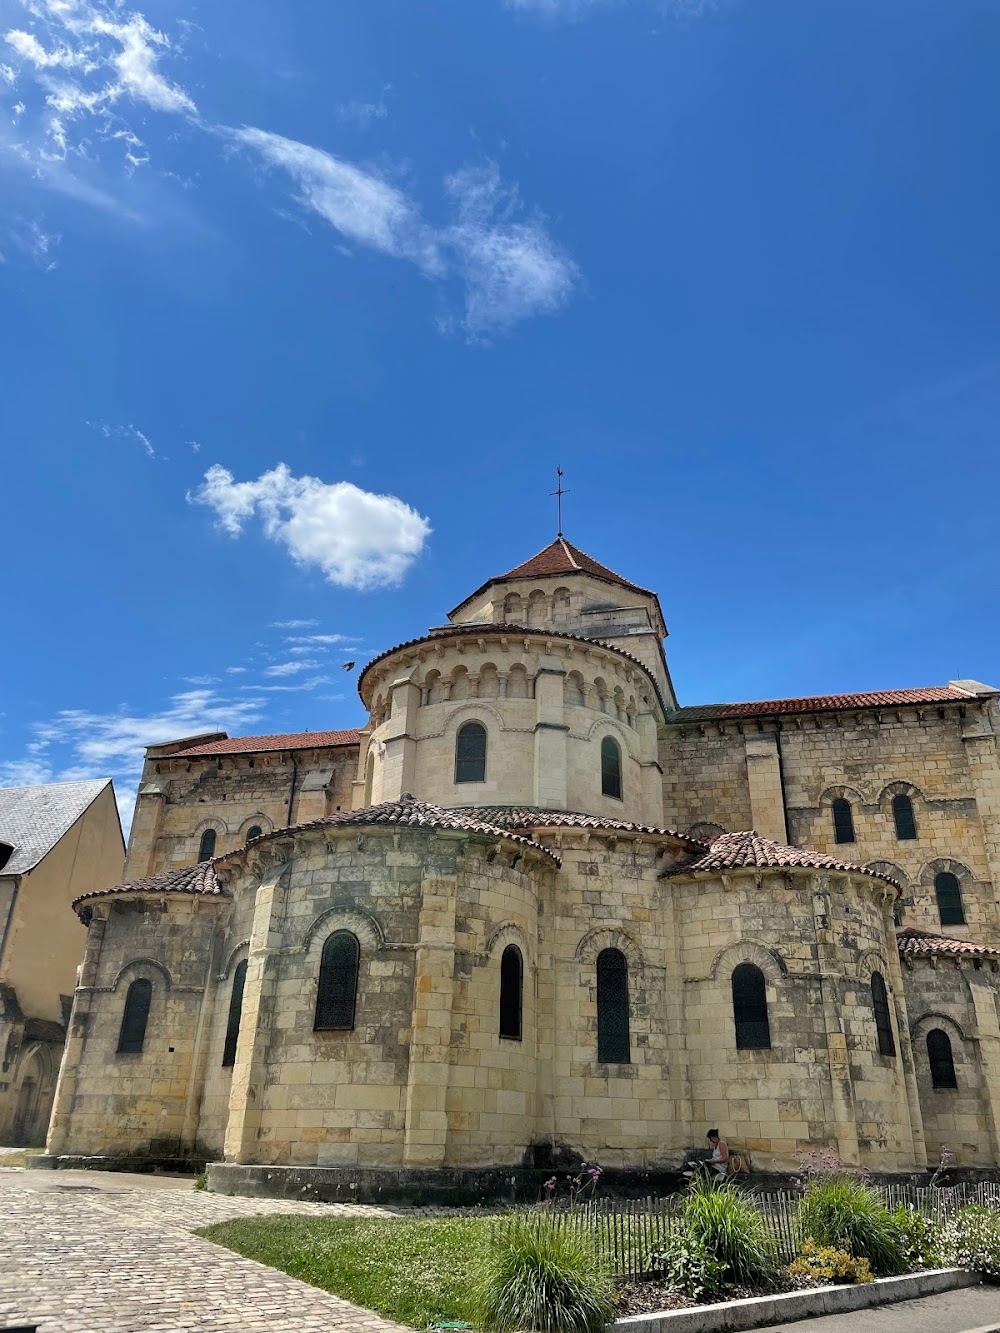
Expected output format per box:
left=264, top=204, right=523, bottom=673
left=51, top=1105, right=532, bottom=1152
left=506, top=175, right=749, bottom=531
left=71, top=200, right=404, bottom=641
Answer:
left=550, top=467, right=570, bottom=537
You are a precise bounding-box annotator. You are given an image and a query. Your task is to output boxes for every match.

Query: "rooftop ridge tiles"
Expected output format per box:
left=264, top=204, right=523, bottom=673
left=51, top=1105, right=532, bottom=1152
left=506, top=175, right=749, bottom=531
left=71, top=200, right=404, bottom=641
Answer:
left=661, top=829, right=900, bottom=888
left=896, top=926, right=1000, bottom=958
left=72, top=859, right=225, bottom=910
left=668, top=686, right=976, bottom=723
left=165, top=728, right=364, bottom=757
left=447, top=804, right=702, bottom=844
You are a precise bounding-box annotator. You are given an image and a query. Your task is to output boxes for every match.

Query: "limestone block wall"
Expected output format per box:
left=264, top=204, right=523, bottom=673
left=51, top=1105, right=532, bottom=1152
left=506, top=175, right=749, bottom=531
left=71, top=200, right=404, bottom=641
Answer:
left=125, top=745, right=359, bottom=881
left=672, top=870, right=919, bottom=1171
left=49, top=894, right=224, bottom=1158
left=361, top=632, right=661, bottom=823
left=661, top=726, right=755, bottom=836
left=902, top=958, right=1000, bottom=1167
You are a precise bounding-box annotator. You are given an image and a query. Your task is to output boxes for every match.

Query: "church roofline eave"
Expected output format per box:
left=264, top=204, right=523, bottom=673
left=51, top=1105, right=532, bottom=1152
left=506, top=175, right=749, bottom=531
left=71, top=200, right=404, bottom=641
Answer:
left=356, top=623, right=669, bottom=716
left=214, top=807, right=563, bottom=870
left=659, top=861, right=901, bottom=894
left=71, top=884, right=231, bottom=916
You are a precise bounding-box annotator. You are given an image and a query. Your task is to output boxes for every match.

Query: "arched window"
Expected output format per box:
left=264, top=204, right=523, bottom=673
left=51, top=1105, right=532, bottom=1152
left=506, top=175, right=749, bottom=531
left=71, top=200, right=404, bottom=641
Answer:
left=245, top=826, right=262, bottom=845
left=892, top=794, right=917, bottom=841
left=871, top=972, right=896, bottom=1056
left=314, top=931, right=360, bottom=1030
left=935, top=872, right=966, bottom=927
left=596, top=948, right=630, bottom=1063
left=455, top=721, right=487, bottom=784
left=222, top=959, right=247, bottom=1067
left=601, top=736, right=622, bottom=800
left=117, top=978, right=152, bottom=1054
left=364, top=752, right=374, bottom=805
left=927, top=1028, right=958, bottom=1089
left=198, top=828, right=217, bottom=862
left=731, top=963, right=771, bottom=1050
left=499, top=945, right=523, bottom=1041
left=832, top=798, right=855, bottom=844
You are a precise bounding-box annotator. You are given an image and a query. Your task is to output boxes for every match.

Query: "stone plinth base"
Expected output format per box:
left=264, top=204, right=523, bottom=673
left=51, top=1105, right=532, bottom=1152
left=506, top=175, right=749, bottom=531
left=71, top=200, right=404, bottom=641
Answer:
left=26, top=1154, right=204, bottom=1175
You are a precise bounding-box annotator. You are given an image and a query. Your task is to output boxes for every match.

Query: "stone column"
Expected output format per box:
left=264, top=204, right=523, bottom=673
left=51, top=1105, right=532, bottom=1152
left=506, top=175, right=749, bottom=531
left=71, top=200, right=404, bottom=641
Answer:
left=882, top=900, right=926, bottom=1169
left=534, top=666, right=568, bottom=809
left=223, top=860, right=289, bottom=1163
left=811, top=877, right=860, bottom=1164
left=968, top=972, right=1000, bottom=1163
left=380, top=675, right=421, bottom=802
left=744, top=734, right=788, bottom=843
left=638, top=711, right=663, bottom=826
left=46, top=907, right=108, bottom=1155
left=403, top=861, right=457, bottom=1167
left=123, top=787, right=164, bottom=879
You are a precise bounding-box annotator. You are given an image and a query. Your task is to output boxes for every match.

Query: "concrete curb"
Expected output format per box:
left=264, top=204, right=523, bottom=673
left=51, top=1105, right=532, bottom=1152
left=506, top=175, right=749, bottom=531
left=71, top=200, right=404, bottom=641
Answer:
left=611, top=1267, right=981, bottom=1332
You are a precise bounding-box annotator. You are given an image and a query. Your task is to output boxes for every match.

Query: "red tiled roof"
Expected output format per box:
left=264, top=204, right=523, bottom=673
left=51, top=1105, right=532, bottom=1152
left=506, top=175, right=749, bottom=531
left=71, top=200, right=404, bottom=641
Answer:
left=450, top=805, right=700, bottom=845
left=448, top=537, right=658, bottom=616
left=669, top=687, right=975, bottom=724
left=168, top=729, right=363, bottom=757
left=216, top=797, right=561, bottom=866
left=357, top=623, right=667, bottom=714
left=662, top=830, right=900, bottom=887
left=896, top=927, right=1000, bottom=959
left=73, top=860, right=226, bottom=911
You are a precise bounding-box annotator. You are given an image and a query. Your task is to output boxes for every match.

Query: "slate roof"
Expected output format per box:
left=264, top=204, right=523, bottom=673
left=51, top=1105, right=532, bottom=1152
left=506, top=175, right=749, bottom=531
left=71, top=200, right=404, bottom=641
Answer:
left=448, top=537, right=659, bottom=616
left=662, top=830, right=900, bottom=887
left=218, top=797, right=562, bottom=866
left=0, top=779, right=114, bottom=877
left=896, top=927, right=1000, bottom=960
left=669, top=687, right=976, bottom=724
left=165, top=729, right=363, bottom=757
left=72, top=860, right=224, bottom=911
left=449, top=805, right=701, bottom=845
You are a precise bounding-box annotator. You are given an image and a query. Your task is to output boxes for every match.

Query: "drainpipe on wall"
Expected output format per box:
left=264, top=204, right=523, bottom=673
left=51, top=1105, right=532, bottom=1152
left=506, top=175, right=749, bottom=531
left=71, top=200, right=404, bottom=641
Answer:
left=286, top=754, right=299, bottom=828
left=0, top=876, right=21, bottom=971
left=773, top=721, right=793, bottom=845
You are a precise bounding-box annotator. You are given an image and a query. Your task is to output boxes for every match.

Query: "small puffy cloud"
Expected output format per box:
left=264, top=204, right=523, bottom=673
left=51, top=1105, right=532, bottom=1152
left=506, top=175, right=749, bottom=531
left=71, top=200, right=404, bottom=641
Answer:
left=190, top=463, right=431, bottom=591
left=285, top=633, right=359, bottom=645
left=265, top=659, right=322, bottom=676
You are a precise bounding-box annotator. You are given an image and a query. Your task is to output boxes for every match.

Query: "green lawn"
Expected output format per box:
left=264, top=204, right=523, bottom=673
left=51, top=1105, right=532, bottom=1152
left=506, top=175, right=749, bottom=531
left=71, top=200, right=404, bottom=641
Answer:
left=197, top=1214, right=496, bottom=1329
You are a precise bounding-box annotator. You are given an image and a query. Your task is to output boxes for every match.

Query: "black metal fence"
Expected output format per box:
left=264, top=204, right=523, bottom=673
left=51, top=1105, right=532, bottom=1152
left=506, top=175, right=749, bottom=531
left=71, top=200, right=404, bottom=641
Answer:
left=503, top=1180, right=1000, bottom=1281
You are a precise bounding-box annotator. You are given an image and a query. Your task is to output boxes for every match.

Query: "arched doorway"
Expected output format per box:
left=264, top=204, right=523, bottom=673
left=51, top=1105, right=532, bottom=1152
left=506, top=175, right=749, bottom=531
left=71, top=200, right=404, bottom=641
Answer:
left=11, top=1048, right=52, bottom=1147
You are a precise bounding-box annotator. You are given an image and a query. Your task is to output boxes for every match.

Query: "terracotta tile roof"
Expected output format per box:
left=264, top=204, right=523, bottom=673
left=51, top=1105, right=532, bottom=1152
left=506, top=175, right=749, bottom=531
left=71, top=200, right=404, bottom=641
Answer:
left=669, top=687, right=975, bottom=724
left=449, top=804, right=701, bottom=845
left=73, top=860, right=225, bottom=911
left=662, top=830, right=900, bottom=887
left=217, top=797, right=561, bottom=866
left=448, top=537, right=659, bottom=616
left=896, top=927, right=1000, bottom=960
left=167, top=729, right=363, bottom=757
left=358, top=623, right=666, bottom=714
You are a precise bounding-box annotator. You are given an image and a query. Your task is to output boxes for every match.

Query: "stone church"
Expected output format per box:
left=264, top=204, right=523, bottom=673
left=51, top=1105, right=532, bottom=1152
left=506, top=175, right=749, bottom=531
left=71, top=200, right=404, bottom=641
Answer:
left=42, top=538, right=1000, bottom=1192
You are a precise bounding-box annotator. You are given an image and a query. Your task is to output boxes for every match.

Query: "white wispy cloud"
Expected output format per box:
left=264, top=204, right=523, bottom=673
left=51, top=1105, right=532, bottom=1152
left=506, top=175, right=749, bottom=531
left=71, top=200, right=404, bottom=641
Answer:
left=88, top=419, right=155, bottom=457
left=0, top=214, right=59, bottom=267
left=507, top=0, right=714, bottom=15
left=189, top=463, right=432, bottom=591
left=285, top=632, right=359, bottom=645
left=233, top=128, right=576, bottom=334
left=338, top=94, right=390, bottom=128
left=183, top=674, right=220, bottom=685
left=237, top=676, right=331, bottom=693
left=265, top=659, right=322, bottom=676
left=0, top=686, right=267, bottom=831
left=271, top=619, right=319, bottom=629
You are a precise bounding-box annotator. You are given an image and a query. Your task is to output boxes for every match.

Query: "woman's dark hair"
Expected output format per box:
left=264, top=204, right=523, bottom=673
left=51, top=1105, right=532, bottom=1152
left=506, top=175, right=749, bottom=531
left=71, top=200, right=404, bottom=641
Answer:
left=707, top=1129, right=719, bottom=1139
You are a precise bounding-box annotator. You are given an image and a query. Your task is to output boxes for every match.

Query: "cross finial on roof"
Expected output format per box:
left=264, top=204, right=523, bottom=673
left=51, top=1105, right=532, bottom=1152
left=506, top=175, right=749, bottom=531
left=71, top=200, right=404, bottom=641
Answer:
left=550, top=466, right=570, bottom=537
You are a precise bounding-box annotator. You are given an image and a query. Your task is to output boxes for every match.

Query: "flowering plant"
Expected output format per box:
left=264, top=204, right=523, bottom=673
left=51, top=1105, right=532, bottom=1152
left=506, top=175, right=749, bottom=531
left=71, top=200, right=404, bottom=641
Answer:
left=928, top=1147, right=954, bottom=1189
left=540, top=1162, right=603, bottom=1208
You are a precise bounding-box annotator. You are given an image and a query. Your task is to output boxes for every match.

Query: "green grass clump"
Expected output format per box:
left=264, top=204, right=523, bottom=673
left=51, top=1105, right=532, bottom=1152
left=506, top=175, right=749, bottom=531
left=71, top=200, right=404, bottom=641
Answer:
left=199, top=1214, right=494, bottom=1329
left=679, top=1176, right=778, bottom=1290
left=796, top=1176, right=905, bottom=1276
left=476, top=1213, right=616, bottom=1333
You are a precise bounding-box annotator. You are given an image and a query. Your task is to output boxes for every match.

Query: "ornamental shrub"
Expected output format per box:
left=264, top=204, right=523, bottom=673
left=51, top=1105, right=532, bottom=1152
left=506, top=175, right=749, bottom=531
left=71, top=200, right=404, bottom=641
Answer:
left=796, top=1175, right=906, bottom=1276
left=789, top=1239, right=874, bottom=1285
left=476, top=1214, right=616, bottom=1333
left=677, top=1176, right=778, bottom=1290
left=941, top=1205, right=1000, bottom=1279
left=648, top=1228, right=727, bottom=1300
left=891, top=1204, right=942, bottom=1270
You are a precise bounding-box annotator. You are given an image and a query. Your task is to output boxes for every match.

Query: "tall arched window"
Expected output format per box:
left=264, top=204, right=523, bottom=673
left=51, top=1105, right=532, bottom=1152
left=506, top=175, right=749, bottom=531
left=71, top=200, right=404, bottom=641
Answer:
left=245, top=826, right=262, bottom=845
left=731, top=963, right=771, bottom=1050
left=314, top=931, right=360, bottom=1030
left=871, top=972, right=896, bottom=1056
left=892, top=794, right=917, bottom=841
left=364, top=752, right=374, bottom=805
left=222, top=959, right=248, bottom=1067
left=832, top=798, right=855, bottom=844
left=596, top=948, right=630, bottom=1063
left=455, top=721, right=487, bottom=784
left=499, top=945, right=523, bottom=1041
left=601, top=736, right=622, bottom=800
left=927, top=1028, right=958, bottom=1089
left=117, top=978, right=152, bottom=1054
left=935, top=872, right=966, bottom=927
left=198, top=828, right=217, bottom=862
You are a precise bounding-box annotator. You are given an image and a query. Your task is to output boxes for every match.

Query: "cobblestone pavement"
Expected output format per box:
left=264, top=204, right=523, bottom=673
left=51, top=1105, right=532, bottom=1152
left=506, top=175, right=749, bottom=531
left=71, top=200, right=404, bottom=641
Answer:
left=0, top=1168, right=427, bottom=1333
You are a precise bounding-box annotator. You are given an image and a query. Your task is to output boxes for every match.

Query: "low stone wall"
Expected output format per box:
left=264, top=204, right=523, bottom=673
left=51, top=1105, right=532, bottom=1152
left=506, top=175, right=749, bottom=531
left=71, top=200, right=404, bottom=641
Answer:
left=613, top=1268, right=981, bottom=1333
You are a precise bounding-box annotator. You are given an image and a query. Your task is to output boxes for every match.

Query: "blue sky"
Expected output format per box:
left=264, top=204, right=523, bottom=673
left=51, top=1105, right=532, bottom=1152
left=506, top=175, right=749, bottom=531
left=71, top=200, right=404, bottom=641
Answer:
left=2, top=0, right=1000, bottom=827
